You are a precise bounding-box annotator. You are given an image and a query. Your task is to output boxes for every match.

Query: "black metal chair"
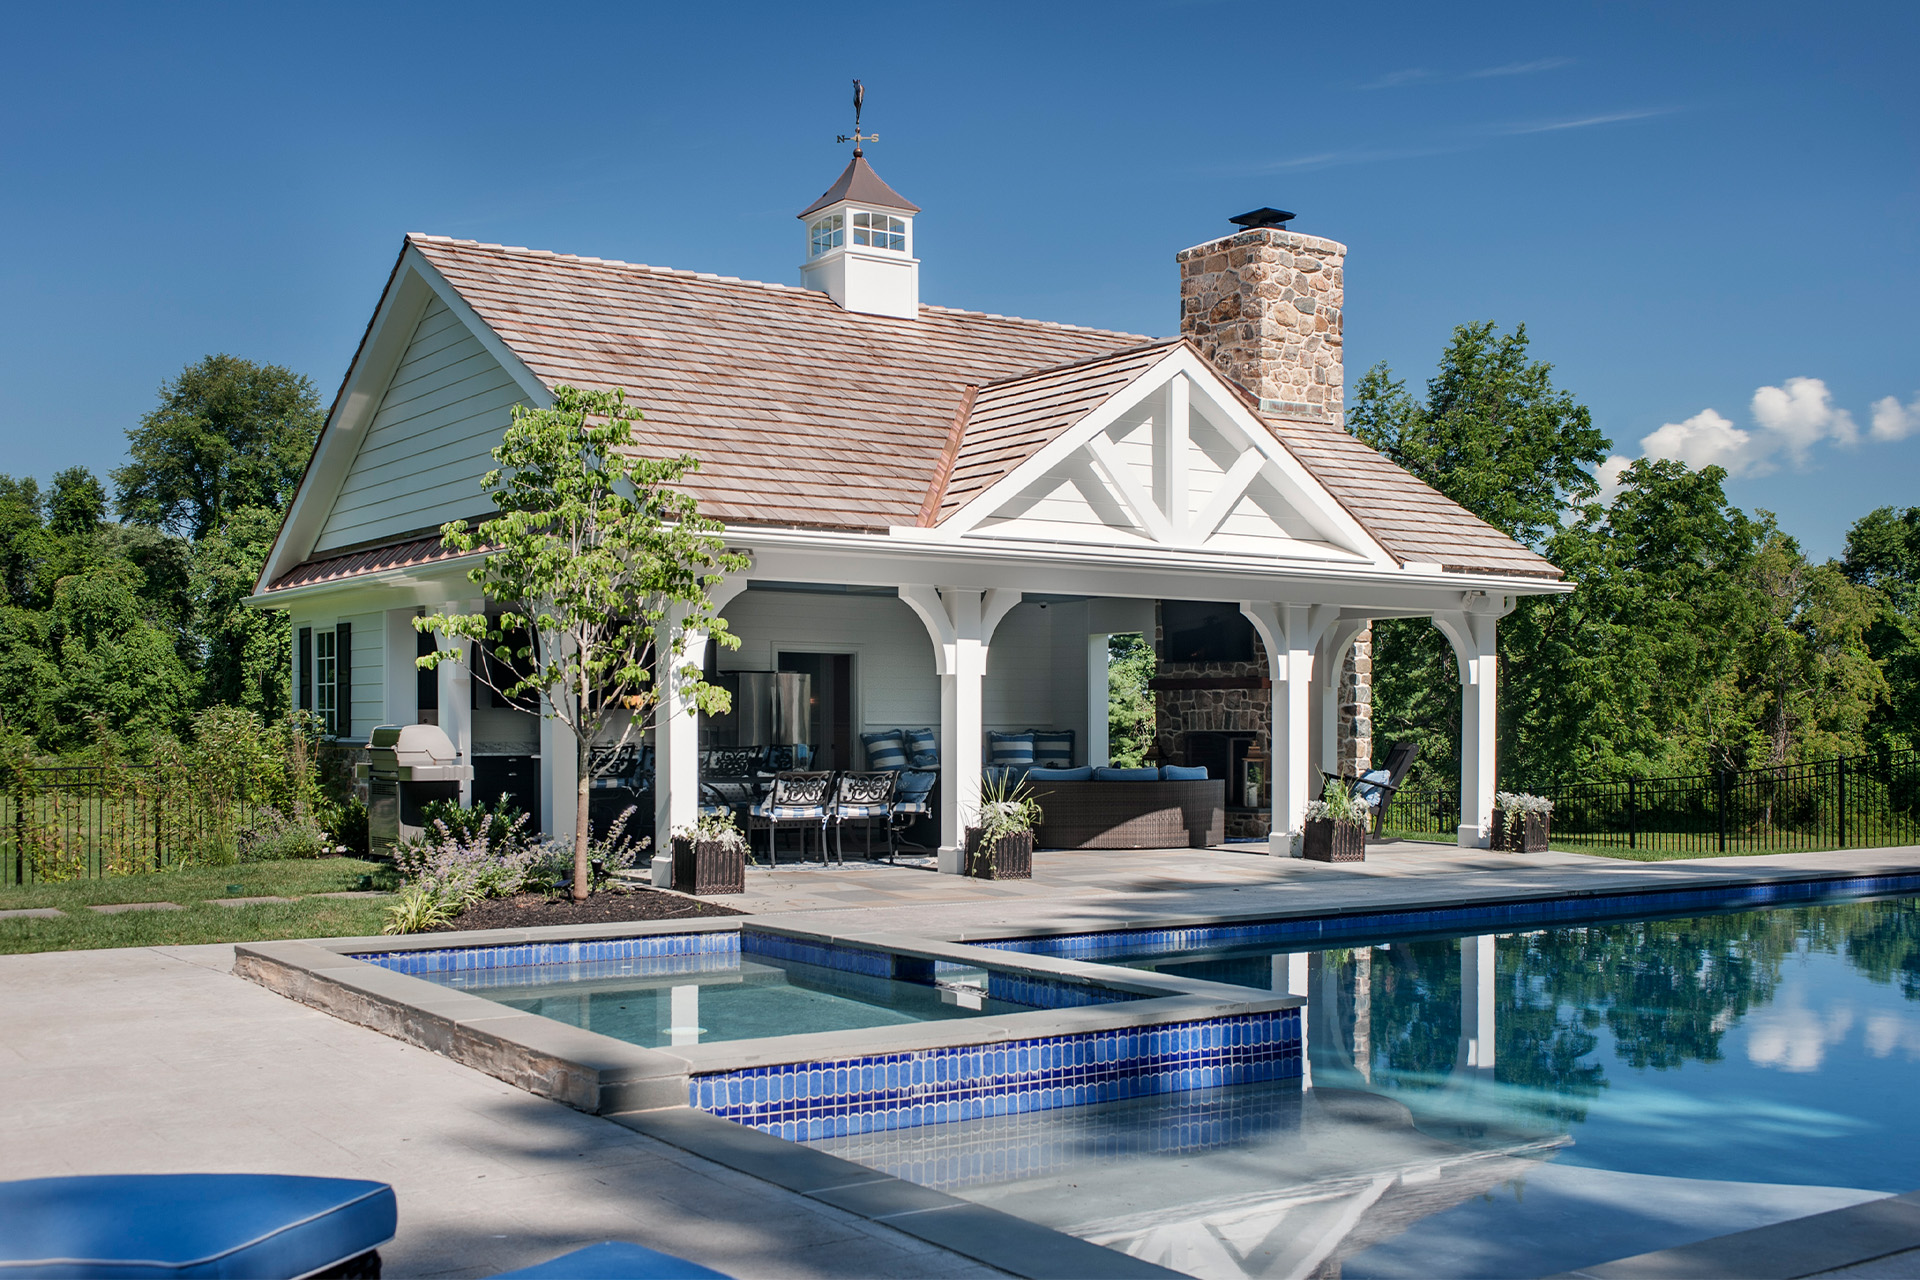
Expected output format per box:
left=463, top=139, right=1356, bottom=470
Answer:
left=1322, top=741, right=1422, bottom=838
left=830, top=771, right=900, bottom=864
left=747, top=771, right=835, bottom=865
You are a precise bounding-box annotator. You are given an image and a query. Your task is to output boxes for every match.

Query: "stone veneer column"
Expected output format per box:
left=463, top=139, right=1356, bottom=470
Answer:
left=1176, top=226, right=1347, bottom=421
left=1336, top=624, right=1373, bottom=777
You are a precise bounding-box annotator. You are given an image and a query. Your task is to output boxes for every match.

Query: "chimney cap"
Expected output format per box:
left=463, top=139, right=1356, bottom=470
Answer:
left=1229, top=207, right=1296, bottom=230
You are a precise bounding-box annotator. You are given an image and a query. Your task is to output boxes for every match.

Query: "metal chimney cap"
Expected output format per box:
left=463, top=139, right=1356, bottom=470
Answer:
left=1229, top=207, right=1296, bottom=229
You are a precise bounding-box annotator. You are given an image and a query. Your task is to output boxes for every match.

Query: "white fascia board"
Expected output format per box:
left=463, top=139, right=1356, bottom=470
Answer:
left=731, top=524, right=1570, bottom=612
left=255, top=245, right=551, bottom=594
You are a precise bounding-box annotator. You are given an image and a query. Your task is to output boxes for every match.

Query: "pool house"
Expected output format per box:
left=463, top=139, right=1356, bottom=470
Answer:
left=250, top=154, right=1567, bottom=865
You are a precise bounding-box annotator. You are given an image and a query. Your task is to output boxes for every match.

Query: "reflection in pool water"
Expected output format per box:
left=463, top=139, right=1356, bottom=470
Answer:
left=812, top=895, right=1920, bottom=1278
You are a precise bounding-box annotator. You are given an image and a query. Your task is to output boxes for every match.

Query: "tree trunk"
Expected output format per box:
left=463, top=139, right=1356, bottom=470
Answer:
left=572, top=735, right=591, bottom=901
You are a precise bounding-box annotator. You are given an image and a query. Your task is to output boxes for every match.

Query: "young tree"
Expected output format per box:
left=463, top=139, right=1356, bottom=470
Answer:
left=419, top=386, right=747, bottom=900
left=114, top=354, right=323, bottom=539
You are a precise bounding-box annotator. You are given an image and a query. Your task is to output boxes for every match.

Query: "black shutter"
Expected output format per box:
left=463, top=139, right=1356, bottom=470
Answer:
left=334, top=622, right=352, bottom=740
left=416, top=627, right=438, bottom=713
left=297, top=627, right=312, bottom=713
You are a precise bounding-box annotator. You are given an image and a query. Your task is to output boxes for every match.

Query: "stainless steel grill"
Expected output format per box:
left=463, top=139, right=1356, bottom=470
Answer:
left=362, top=724, right=473, bottom=855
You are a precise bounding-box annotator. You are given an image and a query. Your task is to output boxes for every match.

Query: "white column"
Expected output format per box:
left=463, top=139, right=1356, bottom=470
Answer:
left=1457, top=934, right=1496, bottom=1079
left=1086, top=632, right=1111, bottom=767
left=668, top=984, right=701, bottom=1046
left=1434, top=597, right=1507, bottom=848
left=1276, top=952, right=1311, bottom=1087
left=652, top=580, right=749, bottom=844
left=382, top=609, right=420, bottom=728
left=541, top=699, right=578, bottom=846
left=435, top=619, right=476, bottom=807
left=1314, top=621, right=1364, bottom=782
left=1242, top=603, right=1337, bottom=857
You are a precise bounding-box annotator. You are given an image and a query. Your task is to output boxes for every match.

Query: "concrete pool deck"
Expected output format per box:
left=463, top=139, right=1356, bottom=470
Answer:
left=5, top=842, right=1920, bottom=1278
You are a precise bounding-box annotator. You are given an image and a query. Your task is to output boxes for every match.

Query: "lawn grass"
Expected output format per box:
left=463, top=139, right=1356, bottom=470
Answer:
left=0, top=857, right=399, bottom=955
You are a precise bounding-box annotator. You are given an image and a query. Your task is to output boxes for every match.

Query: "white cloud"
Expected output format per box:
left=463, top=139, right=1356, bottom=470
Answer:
left=1871, top=394, right=1920, bottom=442
left=1465, top=57, right=1574, bottom=79
left=1595, top=454, right=1634, bottom=503
left=1501, top=108, right=1669, bottom=135
left=1747, top=998, right=1854, bottom=1074
left=1639, top=408, right=1764, bottom=475
left=1751, top=376, right=1858, bottom=459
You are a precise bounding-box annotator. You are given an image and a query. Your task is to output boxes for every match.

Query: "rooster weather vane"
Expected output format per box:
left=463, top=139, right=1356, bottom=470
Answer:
left=836, top=79, right=878, bottom=156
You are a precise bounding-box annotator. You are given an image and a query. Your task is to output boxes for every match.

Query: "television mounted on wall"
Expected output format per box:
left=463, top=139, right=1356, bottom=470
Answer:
left=1161, top=600, right=1257, bottom=663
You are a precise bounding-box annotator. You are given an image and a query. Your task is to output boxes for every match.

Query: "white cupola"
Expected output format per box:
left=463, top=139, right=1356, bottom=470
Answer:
left=797, top=153, right=920, bottom=320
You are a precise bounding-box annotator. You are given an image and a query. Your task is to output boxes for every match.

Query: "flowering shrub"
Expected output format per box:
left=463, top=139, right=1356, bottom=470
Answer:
left=1305, top=779, right=1370, bottom=826
left=670, top=810, right=746, bottom=855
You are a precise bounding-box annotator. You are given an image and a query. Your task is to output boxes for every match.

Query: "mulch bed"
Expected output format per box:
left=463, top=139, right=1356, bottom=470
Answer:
left=433, top=888, right=746, bottom=932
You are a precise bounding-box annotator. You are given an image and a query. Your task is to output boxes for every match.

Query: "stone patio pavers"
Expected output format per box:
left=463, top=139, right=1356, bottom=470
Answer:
left=0, top=907, right=61, bottom=920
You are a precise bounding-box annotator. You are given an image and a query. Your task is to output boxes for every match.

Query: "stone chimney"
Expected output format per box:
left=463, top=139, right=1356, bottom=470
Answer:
left=1176, top=213, right=1346, bottom=421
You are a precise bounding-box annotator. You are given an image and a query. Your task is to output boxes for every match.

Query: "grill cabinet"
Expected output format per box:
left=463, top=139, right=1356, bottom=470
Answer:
left=362, top=724, right=473, bottom=855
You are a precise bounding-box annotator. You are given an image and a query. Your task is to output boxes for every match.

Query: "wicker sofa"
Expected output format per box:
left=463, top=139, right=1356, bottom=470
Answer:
left=1027, top=778, right=1226, bottom=849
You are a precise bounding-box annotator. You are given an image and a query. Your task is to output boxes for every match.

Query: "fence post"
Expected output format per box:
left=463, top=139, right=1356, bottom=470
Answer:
left=1837, top=756, right=1847, bottom=849
left=1717, top=769, right=1728, bottom=854
left=1627, top=777, right=1638, bottom=851
left=10, top=764, right=23, bottom=886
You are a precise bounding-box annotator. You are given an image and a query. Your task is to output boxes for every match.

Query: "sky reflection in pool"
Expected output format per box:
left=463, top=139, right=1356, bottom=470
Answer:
left=812, top=894, right=1920, bottom=1278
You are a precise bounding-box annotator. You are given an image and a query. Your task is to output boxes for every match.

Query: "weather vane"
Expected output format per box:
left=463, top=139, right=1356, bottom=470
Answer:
left=836, top=79, right=878, bottom=156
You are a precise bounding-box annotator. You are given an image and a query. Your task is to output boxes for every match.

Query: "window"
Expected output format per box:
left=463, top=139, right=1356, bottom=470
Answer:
left=851, top=210, right=906, bottom=251
left=809, top=213, right=843, bottom=257
left=314, top=628, right=337, bottom=734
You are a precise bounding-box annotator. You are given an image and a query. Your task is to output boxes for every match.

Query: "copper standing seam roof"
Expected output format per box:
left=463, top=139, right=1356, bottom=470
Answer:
left=797, top=155, right=922, bottom=219
left=265, top=234, right=1561, bottom=591
left=269, top=535, right=484, bottom=591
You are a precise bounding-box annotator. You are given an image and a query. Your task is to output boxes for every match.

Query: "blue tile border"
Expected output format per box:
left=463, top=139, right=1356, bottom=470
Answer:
left=691, top=1009, right=1302, bottom=1140
left=975, top=872, right=1920, bottom=962
left=353, top=930, right=739, bottom=975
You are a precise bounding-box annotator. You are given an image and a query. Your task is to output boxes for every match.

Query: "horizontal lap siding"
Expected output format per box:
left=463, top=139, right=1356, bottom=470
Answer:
left=315, top=297, right=526, bottom=553
left=716, top=592, right=939, bottom=733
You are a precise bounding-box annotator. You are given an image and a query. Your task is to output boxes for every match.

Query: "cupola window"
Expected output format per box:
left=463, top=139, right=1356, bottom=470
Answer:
left=852, top=210, right=907, bottom=251
left=809, top=213, right=844, bottom=257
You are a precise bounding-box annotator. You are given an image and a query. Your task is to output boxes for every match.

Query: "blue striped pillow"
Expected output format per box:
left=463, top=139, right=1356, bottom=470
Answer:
left=1029, top=729, right=1074, bottom=768
left=986, top=731, right=1035, bottom=767
left=903, top=727, right=938, bottom=767
left=861, top=730, right=909, bottom=771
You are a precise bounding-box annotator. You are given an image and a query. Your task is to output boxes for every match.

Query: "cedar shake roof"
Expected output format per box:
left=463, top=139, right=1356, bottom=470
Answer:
left=797, top=155, right=921, bottom=218
left=409, top=235, right=1142, bottom=532
left=267, top=234, right=1563, bottom=591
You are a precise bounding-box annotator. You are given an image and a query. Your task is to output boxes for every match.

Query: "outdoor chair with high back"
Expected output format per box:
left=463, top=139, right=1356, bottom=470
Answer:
left=747, top=770, right=835, bottom=865
left=1322, top=740, right=1422, bottom=838
left=829, top=771, right=899, bottom=864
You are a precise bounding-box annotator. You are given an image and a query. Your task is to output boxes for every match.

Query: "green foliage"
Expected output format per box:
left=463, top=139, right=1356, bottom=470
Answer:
left=382, top=884, right=457, bottom=935
left=1306, top=778, right=1370, bottom=826
left=113, top=354, right=322, bottom=540
left=236, top=807, right=332, bottom=862
left=420, top=385, right=747, bottom=898
left=1842, top=506, right=1920, bottom=753
left=190, top=505, right=291, bottom=715
left=1106, top=632, right=1156, bottom=767
left=973, top=770, right=1042, bottom=847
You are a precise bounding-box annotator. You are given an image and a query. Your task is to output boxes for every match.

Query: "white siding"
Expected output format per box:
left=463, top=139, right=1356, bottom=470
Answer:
left=314, top=297, right=528, bottom=553
left=344, top=610, right=383, bottom=741
left=716, top=591, right=939, bottom=733
left=985, top=602, right=1055, bottom=732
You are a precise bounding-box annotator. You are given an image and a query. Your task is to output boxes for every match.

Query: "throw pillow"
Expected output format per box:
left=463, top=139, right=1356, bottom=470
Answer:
left=895, top=770, right=938, bottom=800
left=903, top=727, right=938, bottom=768
left=1028, top=765, right=1094, bottom=781
left=1159, top=765, right=1208, bottom=781
left=860, top=730, right=909, bottom=771
left=987, top=731, right=1035, bottom=767
left=1029, top=729, right=1075, bottom=768
left=1092, top=766, right=1160, bottom=781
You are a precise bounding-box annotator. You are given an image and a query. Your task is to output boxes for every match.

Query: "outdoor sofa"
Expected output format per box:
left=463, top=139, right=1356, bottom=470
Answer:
left=1021, top=766, right=1226, bottom=850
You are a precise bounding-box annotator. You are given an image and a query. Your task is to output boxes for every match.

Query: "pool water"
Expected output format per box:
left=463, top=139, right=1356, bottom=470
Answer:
left=437, top=953, right=1031, bottom=1049
left=813, top=892, right=1920, bottom=1278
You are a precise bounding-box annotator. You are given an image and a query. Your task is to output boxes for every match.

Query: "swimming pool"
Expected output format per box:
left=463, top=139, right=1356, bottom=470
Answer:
left=811, top=882, right=1920, bottom=1278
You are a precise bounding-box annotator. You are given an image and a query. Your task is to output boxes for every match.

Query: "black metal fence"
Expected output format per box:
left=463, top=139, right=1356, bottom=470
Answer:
left=3, top=765, right=266, bottom=886
left=1383, top=747, right=1920, bottom=856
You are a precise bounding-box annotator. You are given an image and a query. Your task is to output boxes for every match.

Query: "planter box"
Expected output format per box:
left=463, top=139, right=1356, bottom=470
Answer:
left=1491, top=809, right=1551, bottom=853
left=671, top=837, right=745, bottom=895
left=1302, top=817, right=1367, bottom=863
left=964, top=827, right=1034, bottom=880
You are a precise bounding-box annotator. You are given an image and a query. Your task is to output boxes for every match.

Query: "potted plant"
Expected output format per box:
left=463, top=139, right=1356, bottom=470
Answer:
left=1302, top=781, right=1369, bottom=862
left=965, top=771, right=1040, bottom=880
left=1491, top=792, right=1553, bottom=853
left=670, top=811, right=748, bottom=895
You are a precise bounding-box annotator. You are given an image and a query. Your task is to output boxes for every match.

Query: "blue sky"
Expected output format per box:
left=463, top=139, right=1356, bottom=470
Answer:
left=2, top=0, right=1913, bottom=560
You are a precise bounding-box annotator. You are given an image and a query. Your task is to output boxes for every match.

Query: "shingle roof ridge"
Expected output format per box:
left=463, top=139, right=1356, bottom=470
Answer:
left=409, top=235, right=1158, bottom=343
left=976, top=336, right=1183, bottom=391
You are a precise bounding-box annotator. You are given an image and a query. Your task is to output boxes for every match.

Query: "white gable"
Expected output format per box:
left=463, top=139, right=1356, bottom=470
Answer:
left=311, top=296, right=528, bottom=554
left=946, top=349, right=1389, bottom=567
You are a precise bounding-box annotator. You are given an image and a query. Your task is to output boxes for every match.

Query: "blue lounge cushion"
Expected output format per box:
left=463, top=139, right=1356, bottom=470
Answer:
left=860, top=730, right=908, bottom=771
left=1354, top=767, right=1392, bottom=808
left=895, top=770, right=937, bottom=800
left=1092, top=766, right=1161, bottom=781
left=1029, top=729, right=1075, bottom=768
left=1159, top=765, right=1209, bottom=781
left=901, top=728, right=938, bottom=768
left=0, top=1173, right=396, bottom=1280
left=1027, top=765, right=1094, bottom=781
left=492, top=1240, right=732, bottom=1279
left=986, top=731, right=1034, bottom=767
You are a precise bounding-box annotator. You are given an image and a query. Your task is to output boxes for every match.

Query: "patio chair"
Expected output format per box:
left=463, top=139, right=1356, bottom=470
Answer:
left=887, top=770, right=939, bottom=852
left=1322, top=741, right=1421, bottom=838
left=747, top=771, right=835, bottom=865
left=829, top=771, right=899, bottom=864
left=0, top=1173, right=397, bottom=1279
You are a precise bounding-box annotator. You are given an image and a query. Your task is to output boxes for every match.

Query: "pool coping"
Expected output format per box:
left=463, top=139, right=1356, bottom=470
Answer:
left=234, top=919, right=1302, bottom=1114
